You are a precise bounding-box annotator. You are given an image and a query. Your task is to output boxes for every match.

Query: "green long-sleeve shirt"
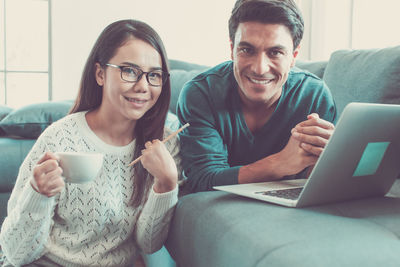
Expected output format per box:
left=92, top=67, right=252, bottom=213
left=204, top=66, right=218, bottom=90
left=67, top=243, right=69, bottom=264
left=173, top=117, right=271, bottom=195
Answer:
left=177, top=61, right=336, bottom=193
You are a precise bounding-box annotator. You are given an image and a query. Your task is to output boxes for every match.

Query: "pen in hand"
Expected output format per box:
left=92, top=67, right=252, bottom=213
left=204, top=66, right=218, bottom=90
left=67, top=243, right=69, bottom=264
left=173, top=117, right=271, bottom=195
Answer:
left=128, top=123, right=190, bottom=166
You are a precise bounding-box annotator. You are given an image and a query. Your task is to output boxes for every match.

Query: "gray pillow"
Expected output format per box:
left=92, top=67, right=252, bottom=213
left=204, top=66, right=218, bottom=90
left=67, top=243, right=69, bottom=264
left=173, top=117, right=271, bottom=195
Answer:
left=323, top=46, right=400, bottom=116
left=170, top=69, right=203, bottom=114
left=0, top=100, right=73, bottom=138
left=0, top=106, right=13, bottom=135
left=0, top=106, right=13, bottom=121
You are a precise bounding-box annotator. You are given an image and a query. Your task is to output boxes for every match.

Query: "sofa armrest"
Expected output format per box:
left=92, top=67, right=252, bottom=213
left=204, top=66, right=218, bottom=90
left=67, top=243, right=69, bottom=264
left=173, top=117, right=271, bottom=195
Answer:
left=0, top=137, right=35, bottom=192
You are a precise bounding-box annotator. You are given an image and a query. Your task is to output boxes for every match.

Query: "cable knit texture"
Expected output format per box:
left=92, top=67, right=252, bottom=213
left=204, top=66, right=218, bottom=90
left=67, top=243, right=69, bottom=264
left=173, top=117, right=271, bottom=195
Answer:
left=0, top=112, right=181, bottom=267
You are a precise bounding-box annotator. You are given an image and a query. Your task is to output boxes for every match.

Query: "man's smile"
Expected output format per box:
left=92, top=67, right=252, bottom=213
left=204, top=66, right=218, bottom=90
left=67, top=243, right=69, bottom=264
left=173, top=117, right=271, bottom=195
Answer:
left=247, top=76, right=275, bottom=85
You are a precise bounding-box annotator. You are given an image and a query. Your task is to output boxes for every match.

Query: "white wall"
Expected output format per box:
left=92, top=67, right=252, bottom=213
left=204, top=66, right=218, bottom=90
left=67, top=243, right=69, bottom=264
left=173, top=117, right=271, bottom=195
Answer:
left=52, top=0, right=235, bottom=101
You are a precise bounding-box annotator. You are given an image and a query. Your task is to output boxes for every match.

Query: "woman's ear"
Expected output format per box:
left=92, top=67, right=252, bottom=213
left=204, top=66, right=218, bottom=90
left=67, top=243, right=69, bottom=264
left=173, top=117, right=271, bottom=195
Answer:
left=95, top=63, right=104, bottom=86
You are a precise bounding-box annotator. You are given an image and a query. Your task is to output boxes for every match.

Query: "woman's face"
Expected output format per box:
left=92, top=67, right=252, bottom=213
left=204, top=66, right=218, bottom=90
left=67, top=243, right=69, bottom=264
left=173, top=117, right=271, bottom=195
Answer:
left=95, top=38, right=163, bottom=122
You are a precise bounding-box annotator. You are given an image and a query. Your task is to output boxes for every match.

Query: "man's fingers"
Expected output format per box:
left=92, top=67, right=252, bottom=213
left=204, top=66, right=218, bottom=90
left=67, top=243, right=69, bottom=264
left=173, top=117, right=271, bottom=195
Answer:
left=292, top=130, right=329, bottom=147
left=300, top=142, right=324, bottom=156
left=297, top=116, right=335, bottom=130
left=293, top=126, right=333, bottom=140
left=307, top=113, right=319, bottom=119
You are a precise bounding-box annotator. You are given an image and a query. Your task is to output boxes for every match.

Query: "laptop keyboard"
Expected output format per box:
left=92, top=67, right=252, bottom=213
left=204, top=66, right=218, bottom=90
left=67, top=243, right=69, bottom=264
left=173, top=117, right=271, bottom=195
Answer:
left=255, top=187, right=303, bottom=200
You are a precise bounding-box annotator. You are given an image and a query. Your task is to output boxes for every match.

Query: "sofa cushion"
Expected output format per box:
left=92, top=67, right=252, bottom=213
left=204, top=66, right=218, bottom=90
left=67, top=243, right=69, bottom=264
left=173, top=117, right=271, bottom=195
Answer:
left=170, top=69, right=204, bottom=114
left=169, top=59, right=209, bottom=72
left=167, top=191, right=400, bottom=267
left=0, top=106, right=13, bottom=136
left=295, top=60, right=328, bottom=79
left=323, top=46, right=400, bottom=116
left=0, top=100, right=73, bottom=138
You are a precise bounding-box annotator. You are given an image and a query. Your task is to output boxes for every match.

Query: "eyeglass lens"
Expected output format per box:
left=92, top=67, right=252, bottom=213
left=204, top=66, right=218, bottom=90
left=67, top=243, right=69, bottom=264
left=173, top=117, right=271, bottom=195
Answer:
left=121, top=66, right=164, bottom=86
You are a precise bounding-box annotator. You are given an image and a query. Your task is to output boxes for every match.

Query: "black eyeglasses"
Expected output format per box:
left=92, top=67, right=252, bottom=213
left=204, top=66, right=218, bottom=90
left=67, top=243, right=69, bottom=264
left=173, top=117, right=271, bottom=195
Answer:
left=105, top=63, right=169, bottom=87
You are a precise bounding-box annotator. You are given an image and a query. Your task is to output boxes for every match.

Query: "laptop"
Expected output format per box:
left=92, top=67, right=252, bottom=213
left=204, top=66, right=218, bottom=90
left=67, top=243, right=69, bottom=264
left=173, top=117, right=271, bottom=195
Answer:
left=214, top=102, right=400, bottom=207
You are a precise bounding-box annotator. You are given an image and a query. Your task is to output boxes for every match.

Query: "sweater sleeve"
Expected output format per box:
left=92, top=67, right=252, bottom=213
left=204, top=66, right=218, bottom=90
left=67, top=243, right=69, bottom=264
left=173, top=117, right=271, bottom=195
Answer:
left=176, top=81, right=241, bottom=193
left=135, top=185, right=178, bottom=254
left=0, top=127, right=59, bottom=266
left=134, top=129, right=180, bottom=253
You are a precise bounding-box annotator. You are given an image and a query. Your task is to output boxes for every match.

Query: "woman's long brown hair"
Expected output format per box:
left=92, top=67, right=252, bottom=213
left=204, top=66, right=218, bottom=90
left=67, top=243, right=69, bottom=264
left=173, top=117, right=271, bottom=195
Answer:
left=70, top=20, right=171, bottom=207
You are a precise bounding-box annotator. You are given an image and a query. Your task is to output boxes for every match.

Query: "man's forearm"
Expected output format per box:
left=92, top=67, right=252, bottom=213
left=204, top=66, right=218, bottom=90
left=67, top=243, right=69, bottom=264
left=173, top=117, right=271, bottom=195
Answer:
left=238, top=154, right=285, bottom=184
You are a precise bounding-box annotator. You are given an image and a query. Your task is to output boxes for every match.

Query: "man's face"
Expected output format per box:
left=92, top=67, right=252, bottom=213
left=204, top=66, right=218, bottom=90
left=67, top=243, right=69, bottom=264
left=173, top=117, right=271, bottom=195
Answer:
left=231, top=22, right=299, bottom=107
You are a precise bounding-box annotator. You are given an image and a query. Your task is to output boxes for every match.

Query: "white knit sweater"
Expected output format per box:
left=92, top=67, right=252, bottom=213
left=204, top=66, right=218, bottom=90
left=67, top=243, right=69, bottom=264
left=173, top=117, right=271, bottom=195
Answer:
left=0, top=112, right=181, bottom=267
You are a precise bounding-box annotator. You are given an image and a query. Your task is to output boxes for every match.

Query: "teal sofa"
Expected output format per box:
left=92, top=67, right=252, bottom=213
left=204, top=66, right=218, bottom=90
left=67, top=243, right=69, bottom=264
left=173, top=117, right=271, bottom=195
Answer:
left=1, top=46, right=400, bottom=266
left=165, top=46, right=400, bottom=267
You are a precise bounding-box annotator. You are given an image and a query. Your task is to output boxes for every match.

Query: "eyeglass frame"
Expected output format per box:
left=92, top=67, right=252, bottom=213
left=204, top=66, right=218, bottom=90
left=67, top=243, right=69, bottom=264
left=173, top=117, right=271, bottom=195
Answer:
left=104, top=63, right=170, bottom=87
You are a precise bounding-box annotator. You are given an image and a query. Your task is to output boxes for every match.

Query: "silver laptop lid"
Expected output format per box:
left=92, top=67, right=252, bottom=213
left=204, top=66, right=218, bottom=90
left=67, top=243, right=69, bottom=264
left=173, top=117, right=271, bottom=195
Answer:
left=297, top=102, right=400, bottom=207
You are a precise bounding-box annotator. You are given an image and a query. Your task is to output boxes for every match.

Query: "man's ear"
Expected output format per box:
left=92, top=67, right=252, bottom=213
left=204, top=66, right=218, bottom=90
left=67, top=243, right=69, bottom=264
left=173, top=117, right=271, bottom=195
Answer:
left=95, top=63, right=104, bottom=86
left=290, top=45, right=300, bottom=67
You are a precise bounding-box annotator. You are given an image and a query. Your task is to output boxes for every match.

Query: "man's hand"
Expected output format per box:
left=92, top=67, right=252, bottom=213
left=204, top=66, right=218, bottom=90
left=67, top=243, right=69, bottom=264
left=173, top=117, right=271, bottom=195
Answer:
left=291, top=113, right=335, bottom=156
left=239, top=134, right=318, bottom=184
left=238, top=113, right=334, bottom=184
left=269, top=133, right=319, bottom=178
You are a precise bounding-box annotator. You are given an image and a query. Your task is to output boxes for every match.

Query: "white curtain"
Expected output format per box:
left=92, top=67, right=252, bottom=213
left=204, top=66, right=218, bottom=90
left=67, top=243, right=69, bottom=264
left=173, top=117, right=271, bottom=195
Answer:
left=297, top=0, right=353, bottom=61
left=297, top=0, right=400, bottom=61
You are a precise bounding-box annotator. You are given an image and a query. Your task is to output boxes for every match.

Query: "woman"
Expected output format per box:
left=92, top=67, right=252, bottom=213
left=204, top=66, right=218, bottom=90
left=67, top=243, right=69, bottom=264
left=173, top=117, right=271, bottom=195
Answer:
left=0, top=19, right=181, bottom=266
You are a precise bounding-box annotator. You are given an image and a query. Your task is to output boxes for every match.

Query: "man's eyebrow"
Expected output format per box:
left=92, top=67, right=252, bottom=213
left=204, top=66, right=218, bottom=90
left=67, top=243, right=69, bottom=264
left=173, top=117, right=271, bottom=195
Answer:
left=237, top=42, right=290, bottom=53
left=237, top=41, right=254, bottom=48
left=121, top=62, right=163, bottom=71
left=269, top=45, right=289, bottom=51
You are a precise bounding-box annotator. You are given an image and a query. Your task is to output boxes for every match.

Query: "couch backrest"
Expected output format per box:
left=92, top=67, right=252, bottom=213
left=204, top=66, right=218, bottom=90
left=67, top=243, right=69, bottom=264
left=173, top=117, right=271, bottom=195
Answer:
left=323, top=46, right=400, bottom=116
left=169, top=60, right=209, bottom=114
left=295, top=60, right=328, bottom=80
left=297, top=46, right=400, bottom=117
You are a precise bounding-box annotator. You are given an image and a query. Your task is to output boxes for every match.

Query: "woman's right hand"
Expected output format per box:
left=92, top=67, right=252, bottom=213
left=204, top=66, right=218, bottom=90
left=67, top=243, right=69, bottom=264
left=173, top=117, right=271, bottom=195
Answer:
left=31, top=152, right=65, bottom=197
left=140, top=140, right=178, bottom=193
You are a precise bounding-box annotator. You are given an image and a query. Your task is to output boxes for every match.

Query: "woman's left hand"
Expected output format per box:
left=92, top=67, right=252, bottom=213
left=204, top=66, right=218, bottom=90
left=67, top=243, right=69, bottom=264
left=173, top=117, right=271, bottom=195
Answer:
left=140, top=139, right=178, bottom=193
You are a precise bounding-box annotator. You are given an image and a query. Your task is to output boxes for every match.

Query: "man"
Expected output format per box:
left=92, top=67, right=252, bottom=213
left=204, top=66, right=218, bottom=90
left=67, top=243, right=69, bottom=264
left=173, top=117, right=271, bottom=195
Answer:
left=177, top=0, right=336, bottom=192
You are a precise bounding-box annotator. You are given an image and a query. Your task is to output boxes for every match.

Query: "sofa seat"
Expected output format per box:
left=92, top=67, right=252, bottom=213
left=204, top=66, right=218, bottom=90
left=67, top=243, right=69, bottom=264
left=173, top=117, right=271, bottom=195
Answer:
left=167, top=189, right=400, bottom=267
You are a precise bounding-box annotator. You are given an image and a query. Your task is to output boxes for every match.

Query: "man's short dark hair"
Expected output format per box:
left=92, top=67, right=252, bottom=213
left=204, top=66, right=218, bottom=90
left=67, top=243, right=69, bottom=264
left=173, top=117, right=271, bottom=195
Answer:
left=228, top=0, right=304, bottom=50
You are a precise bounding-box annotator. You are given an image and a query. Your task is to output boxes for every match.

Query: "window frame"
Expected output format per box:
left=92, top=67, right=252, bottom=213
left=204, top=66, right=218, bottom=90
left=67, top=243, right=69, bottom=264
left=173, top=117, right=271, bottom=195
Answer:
left=0, top=0, right=52, bottom=107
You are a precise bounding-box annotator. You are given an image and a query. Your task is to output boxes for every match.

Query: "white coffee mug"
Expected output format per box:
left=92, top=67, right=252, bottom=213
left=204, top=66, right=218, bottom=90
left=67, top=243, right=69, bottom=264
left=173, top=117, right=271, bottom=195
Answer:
left=56, top=152, right=104, bottom=184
